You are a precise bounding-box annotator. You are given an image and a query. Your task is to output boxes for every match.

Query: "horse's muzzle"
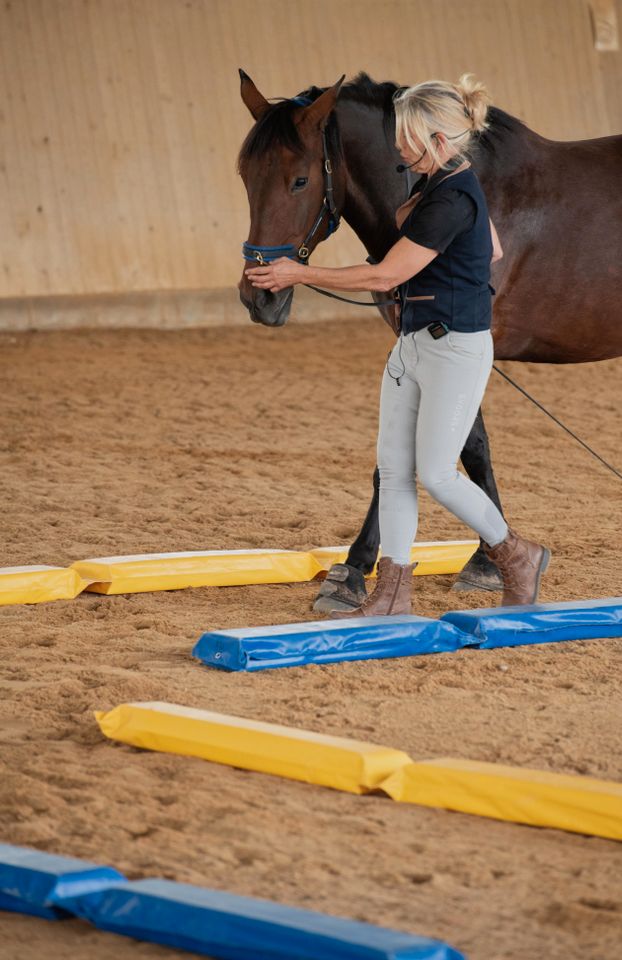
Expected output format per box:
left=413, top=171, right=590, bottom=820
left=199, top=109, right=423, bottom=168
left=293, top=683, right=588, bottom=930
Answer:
left=238, top=285, right=293, bottom=327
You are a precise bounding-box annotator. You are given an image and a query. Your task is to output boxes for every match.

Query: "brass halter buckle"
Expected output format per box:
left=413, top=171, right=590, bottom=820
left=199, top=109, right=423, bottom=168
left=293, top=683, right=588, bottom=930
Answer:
left=297, top=245, right=310, bottom=261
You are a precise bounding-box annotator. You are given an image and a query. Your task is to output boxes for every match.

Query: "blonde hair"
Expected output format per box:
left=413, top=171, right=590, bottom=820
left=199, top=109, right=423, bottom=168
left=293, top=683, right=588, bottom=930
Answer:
left=393, top=74, right=492, bottom=169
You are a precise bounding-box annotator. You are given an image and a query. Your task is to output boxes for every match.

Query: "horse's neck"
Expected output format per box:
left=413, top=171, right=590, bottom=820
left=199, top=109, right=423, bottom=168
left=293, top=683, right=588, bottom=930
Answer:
left=341, top=179, right=402, bottom=262
left=337, top=103, right=406, bottom=261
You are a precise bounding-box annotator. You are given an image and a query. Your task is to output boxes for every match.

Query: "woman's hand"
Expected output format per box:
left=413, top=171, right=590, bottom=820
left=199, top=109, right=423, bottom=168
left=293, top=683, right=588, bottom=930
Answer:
left=245, top=257, right=307, bottom=293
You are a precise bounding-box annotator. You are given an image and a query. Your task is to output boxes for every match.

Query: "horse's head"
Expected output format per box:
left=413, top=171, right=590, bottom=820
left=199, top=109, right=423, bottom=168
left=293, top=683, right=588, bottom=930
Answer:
left=237, top=70, right=345, bottom=326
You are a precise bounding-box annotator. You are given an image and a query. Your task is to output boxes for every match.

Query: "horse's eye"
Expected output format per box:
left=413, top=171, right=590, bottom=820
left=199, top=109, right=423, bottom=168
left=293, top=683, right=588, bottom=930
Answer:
left=292, top=177, right=308, bottom=192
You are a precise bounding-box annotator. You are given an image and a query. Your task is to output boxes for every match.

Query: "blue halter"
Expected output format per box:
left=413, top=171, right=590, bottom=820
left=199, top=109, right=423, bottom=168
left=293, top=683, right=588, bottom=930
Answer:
left=242, top=96, right=341, bottom=265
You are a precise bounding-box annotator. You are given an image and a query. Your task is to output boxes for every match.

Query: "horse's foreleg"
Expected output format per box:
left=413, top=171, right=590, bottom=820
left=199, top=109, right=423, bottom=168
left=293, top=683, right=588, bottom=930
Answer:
left=454, top=407, right=504, bottom=592
left=345, top=465, right=381, bottom=572
left=312, top=467, right=380, bottom=613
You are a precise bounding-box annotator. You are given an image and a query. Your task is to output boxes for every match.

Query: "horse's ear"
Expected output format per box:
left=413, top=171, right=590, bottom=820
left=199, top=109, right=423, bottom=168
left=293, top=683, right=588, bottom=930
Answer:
left=298, top=74, right=346, bottom=132
left=239, top=68, right=270, bottom=121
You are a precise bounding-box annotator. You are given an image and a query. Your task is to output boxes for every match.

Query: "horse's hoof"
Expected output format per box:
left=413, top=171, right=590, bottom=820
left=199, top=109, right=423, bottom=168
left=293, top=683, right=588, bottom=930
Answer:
left=452, top=551, right=503, bottom=592
left=312, top=563, right=367, bottom=613
left=312, top=594, right=362, bottom=614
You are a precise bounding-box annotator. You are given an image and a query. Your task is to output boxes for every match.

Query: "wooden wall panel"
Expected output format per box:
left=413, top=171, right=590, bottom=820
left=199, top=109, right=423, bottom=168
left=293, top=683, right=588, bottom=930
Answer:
left=0, top=0, right=620, bottom=304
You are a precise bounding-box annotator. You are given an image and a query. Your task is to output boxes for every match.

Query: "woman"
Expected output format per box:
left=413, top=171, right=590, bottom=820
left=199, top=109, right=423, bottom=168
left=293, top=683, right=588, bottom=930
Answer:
left=246, top=75, right=550, bottom=615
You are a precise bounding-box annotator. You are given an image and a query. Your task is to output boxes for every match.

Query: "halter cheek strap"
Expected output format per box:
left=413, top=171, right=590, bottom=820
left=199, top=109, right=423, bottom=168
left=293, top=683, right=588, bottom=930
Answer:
left=242, top=99, right=341, bottom=265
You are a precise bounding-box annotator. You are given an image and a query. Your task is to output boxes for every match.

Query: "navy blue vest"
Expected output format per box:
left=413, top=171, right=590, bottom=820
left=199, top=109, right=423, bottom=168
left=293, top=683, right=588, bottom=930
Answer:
left=399, top=168, right=494, bottom=334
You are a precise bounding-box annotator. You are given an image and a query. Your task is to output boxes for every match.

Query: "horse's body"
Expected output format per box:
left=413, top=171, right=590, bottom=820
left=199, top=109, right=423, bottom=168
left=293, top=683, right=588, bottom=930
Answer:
left=237, top=72, right=621, bottom=603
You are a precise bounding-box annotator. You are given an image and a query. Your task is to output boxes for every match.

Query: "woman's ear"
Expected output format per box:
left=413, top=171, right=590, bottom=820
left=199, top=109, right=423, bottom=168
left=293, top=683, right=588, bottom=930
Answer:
left=432, top=132, right=449, bottom=157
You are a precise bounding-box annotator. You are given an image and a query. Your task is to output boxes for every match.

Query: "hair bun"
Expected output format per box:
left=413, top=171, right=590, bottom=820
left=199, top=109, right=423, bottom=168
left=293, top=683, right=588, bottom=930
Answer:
left=454, top=73, right=492, bottom=132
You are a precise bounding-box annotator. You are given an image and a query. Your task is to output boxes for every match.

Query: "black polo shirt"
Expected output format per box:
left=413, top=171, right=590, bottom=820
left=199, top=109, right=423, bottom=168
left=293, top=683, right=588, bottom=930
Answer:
left=399, top=167, right=494, bottom=333
left=400, top=166, right=477, bottom=254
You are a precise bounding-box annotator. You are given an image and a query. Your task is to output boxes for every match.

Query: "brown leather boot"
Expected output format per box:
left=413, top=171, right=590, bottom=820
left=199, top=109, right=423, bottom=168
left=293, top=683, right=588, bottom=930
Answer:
left=484, top=527, right=550, bottom=606
left=330, top=557, right=416, bottom=618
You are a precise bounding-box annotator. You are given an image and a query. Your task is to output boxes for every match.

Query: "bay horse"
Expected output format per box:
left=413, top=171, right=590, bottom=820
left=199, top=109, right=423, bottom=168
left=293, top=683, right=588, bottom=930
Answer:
left=237, top=70, right=621, bottom=611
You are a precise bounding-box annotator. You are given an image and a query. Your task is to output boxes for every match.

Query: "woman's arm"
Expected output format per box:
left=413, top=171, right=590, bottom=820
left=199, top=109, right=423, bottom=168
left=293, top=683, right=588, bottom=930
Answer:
left=245, top=237, right=438, bottom=294
left=490, top=218, right=503, bottom=262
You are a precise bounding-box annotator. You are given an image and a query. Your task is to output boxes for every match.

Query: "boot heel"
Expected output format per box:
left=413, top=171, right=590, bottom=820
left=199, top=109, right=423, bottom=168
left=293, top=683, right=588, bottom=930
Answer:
left=532, top=547, right=551, bottom=603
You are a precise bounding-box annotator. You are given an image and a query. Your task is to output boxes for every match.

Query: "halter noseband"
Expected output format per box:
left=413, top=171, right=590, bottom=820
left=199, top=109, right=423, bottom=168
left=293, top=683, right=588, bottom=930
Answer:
left=242, top=96, right=341, bottom=266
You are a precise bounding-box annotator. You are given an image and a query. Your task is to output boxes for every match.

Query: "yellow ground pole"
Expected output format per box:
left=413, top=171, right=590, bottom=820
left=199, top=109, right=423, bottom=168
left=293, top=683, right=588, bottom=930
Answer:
left=75, top=541, right=479, bottom=595
left=380, top=758, right=622, bottom=842
left=0, top=565, right=90, bottom=606
left=96, top=705, right=622, bottom=841
left=73, top=549, right=318, bottom=595
left=95, top=702, right=412, bottom=795
left=0, top=541, right=477, bottom=605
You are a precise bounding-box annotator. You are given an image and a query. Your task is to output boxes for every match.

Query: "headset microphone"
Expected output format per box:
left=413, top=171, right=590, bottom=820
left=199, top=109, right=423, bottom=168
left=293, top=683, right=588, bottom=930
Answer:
left=395, top=138, right=437, bottom=173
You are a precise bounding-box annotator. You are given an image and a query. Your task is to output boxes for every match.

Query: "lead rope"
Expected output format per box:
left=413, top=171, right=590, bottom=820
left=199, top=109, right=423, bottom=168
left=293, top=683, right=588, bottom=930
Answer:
left=302, top=282, right=395, bottom=308
left=492, top=364, right=622, bottom=482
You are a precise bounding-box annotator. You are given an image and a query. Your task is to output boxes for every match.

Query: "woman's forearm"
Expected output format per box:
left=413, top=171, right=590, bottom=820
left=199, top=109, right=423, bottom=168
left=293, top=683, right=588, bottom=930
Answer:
left=300, top=262, right=390, bottom=292
left=245, top=255, right=396, bottom=294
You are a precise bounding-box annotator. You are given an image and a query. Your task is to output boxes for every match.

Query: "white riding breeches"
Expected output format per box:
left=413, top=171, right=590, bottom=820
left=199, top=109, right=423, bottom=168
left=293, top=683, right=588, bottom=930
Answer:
left=377, top=327, right=508, bottom=565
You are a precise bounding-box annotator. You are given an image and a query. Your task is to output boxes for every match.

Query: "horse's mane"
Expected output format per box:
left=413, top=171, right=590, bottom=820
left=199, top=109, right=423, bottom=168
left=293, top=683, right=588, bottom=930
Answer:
left=338, top=72, right=531, bottom=154
left=237, top=71, right=526, bottom=171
